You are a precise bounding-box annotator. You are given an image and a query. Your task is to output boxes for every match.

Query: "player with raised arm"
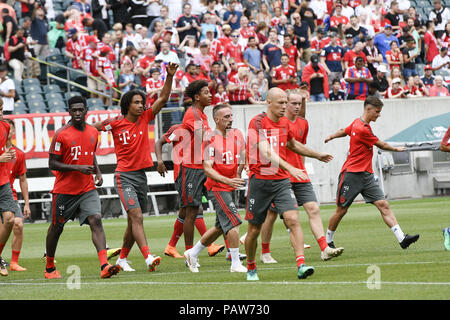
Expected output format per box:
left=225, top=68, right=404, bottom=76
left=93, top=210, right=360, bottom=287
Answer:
left=0, top=119, right=30, bottom=271
left=324, top=96, right=419, bottom=250
left=94, top=62, right=179, bottom=272
left=259, top=88, right=344, bottom=264
left=45, top=96, right=120, bottom=279
left=0, top=99, right=16, bottom=276
left=245, top=87, right=333, bottom=281
left=176, top=80, right=224, bottom=256
left=184, top=104, right=247, bottom=273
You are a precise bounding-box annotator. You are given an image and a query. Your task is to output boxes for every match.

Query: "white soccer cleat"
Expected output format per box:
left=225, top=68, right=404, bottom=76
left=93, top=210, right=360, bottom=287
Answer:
left=239, top=233, right=247, bottom=245
left=260, top=253, right=278, bottom=264
left=321, top=246, right=344, bottom=261
left=183, top=249, right=199, bottom=273
left=116, top=258, right=135, bottom=272
left=145, top=255, right=162, bottom=272
left=304, top=244, right=311, bottom=249
left=230, top=263, right=248, bottom=273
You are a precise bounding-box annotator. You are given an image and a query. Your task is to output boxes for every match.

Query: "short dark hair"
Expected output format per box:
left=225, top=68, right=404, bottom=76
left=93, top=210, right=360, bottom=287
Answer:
left=1, top=8, right=9, bottom=14
left=355, top=56, right=364, bottom=63
left=68, top=95, right=87, bottom=109
left=120, top=90, right=146, bottom=115
left=281, top=53, right=289, bottom=59
left=364, top=95, right=384, bottom=108
left=212, top=104, right=230, bottom=118
left=185, top=80, right=209, bottom=101
left=331, top=78, right=341, bottom=85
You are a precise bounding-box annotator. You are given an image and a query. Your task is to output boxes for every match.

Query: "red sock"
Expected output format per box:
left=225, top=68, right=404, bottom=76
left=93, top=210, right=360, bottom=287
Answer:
left=11, top=250, right=20, bottom=264
left=0, top=243, right=5, bottom=256
left=169, top=219, right=184, bottom=247
left=140, top=246, right=150, bottom=259
left=46, top=256, right=55, bottom=270
left=98, top=249, right=108, bottom=267
left=185, top=245, right=193, bottom=250
left=195, top=217, right=207, bottom=236
left=224, top=239, right=230, bottom=250
left=317, top=236, right=328, bottom=251
left=247, top=259, right=256, bottom=271
left=119, top=247, right=131, bottom=259
left=261, top=242, right=270, bottom=254
left=296, top=255, right=305, bottom=268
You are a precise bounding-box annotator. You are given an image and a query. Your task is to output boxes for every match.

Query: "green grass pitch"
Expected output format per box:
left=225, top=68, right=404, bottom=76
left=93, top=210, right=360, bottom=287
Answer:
left=1, top=197, right=449, bottom=300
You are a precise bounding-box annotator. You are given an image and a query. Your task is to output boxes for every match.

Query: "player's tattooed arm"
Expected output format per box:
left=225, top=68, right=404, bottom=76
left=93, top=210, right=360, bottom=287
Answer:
left=324, top=128, right=347, bottom=143
left=49, top=153, right=95, bottom=175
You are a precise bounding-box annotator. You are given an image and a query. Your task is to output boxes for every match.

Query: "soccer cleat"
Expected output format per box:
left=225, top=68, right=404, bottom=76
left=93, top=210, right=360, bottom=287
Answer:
left=116, top=258, right=135, bottom=272
left=44, top=269, right=61, bottom=279
left=304, top=244, right=311, bottom=249
left=443, top=228, right=450, bottom=251
left=106, top=248, right=122, bottom=261
left=207, top=243, right=225, bottom=257
left=230, top=264, right=247, bottom=273
left=183, top=249, right=199, bottom=273
left=0, top=257, right=8, bottom=276
left=225, top=251, right=247, bottom=261
left=164, top=245, right=183, bottom=258
left=327, top=241, right=336, bottom=249
left=321, top=246, right=344, bottom=261
left=239, top=233, right=247, bottom=245
left=246, top=269, right=259, bottom=281
left=260, top=253, right=278, bottom=264
left=297, top=264, right=315, bottom=279
left=400, top=234, right=420, bottom=249
left=146, top=255, right=162, bottom=272
left=10, top=263, right=27, bottom=271
left=101, top=264, right=121, bottom=279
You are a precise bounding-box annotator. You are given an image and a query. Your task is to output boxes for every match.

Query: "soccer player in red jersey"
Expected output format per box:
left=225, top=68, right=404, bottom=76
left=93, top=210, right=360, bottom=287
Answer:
left=45, top=96, right=120, bottom=279
left=271, top=54, right=299, bottom=91
left=94, top=62, right=179, bottom=272
left=1, top=119, right=30, bottom=272
left=0, top=100, right=16, bottom=276
left=184, top=104, right=247, bottom=273
left=155, top=121, right=223, bottom=258
left=259, top=89, right=344, bottom=264
left=440, top=126, right=450, bottom=250
left=245, top=88, right=333, bottom=281
left=324, top=96, right=419, bottom=251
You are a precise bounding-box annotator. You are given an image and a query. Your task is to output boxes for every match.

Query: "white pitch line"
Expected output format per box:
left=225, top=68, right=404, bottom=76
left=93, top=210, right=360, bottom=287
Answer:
left=1, top=281, right=450, bottom=286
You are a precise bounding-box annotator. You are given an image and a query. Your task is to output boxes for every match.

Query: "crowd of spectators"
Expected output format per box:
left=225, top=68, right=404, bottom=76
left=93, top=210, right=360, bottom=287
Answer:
left=0, top=0, right=449, bottom=116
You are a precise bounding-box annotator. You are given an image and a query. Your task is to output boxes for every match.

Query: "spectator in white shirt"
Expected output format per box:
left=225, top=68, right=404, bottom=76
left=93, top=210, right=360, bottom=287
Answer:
left=432, top=47, right=450, bottom=72
left=155, top=41, right=181, bottom=64
left=309, top=0, right=328, bottom=23
left=429, top=0, right=450, bottom=39
left=0, top=65, right=15, bottom=115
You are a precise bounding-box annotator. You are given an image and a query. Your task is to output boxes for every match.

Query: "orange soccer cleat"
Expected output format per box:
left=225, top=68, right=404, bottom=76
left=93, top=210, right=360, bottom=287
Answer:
left=101, top=264, right=121, bottom=279
left=164, top=245, right=183, bottom=258
left=10, top=263, right=27, bottom=271
left=207, top=243, right=225, bottom=257
left=44, top=269, right=62, bottom=279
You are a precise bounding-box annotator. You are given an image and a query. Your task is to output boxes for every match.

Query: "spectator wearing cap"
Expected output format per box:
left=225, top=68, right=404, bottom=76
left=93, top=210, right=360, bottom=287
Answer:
left=97, top=45, right=117, bottom=105
left=262, top=28, right=283, bottom=73
left=82, top=15, right=108, bottom=40
left=372, top=64, right=389, bottom=96
left=292, top=12, right=312, bottom=63
left=429, top=75, right=449, bottom=96
left=301, top=54, right=329, bottom=102
left=344, top=56, right=373, bottom=100
left=424, top=21, right=440, bottom=64
left=0, top=65, right=15, bottom=115
left=363, top=35, right=383, bottom=78
left=386, top=77, right=406, bottom=98
left=401, top=36, right=419, bottom=79
left=329, top=3, right=350, bottom=30
left=342, top=33, right=355, bottom=56
left=429, top=0, right=450, bottom=39
left=343, top=41, right=367, bottom=69
left=373, top=24, right=399, bottom=63
left=155, top=41, right=180, bottom=64
left=321, top=32, right=345, bottom=84
left=431, top=47, right=449, bottom=72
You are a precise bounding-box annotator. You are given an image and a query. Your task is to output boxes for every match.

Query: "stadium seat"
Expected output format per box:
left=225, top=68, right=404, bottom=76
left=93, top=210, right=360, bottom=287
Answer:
left=65, top=91, right=82, bottom=102
left=14, top=101, right=27, bottom=113
left=15, top=85, right=24, bottom=96
left=22, top=78, right=41, bottom=87
left=28, top=101, right=47, bottom=114
left=45, top=92, right=64, bottom=101
left=24, top=85, right=43, bottom=94
left=47, top=99, right=67, bottom=113
left=87, top=98, right=104, bottom=108
left=43, top=84, right=63, bottom=93
left=25, top=93, right=44, bottom=102
left=46, top=54, right=66, bottom=66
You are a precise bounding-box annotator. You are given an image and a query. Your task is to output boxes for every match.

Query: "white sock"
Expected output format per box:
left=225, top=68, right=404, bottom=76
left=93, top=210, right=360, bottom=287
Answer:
left=391, top=224, right=405, bottom=242
left=191, top=241, right=206, bottom=258
left=326, top=229, right=335, bottom=243
left=230, top=248, right=240, bottom=267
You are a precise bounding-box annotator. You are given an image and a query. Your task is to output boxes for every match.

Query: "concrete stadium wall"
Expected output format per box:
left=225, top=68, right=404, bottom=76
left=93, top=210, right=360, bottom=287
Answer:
left=203, top=97, right=450, bottom=203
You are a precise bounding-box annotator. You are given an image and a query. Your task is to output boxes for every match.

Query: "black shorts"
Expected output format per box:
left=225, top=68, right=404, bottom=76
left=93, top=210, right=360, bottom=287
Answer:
left=0, top=182, right=17, bottom=216
left=245, top=176, right=298, bottom=225
left=270, top=182, right=318, bottom=214
left=336, top=171, right=385, bottom=208
left=210, top=190, right=242, bottom=234
left=176, top=165, right=207, bottom=208
left=114, top=170, right=149, bottom=213
left=51, top=189, right=101, bottom=228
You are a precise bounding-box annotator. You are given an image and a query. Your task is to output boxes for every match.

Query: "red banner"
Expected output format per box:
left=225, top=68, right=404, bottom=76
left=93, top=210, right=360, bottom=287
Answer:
left=5, top=110, right=155, bottom=159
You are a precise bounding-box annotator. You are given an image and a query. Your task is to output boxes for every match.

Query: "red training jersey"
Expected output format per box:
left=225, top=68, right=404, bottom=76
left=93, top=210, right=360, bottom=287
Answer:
left=162, top=123, right=184, bottom=181
left=101, top=108, right=156, bottom=172
left=341, top=118, right=379, bottom=174
left=0, top=120, right=11, bottom=186
left=181, top=107, right=211, bottom=169
left=285, top=117, right=310, bottom=183
left=442, top=126, right=450, bottom=147
left=7, top=146, right=26, bottom=200
left=49, top=123, right=98, bottom=195
left=272, top=64, right=299, bottom=91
